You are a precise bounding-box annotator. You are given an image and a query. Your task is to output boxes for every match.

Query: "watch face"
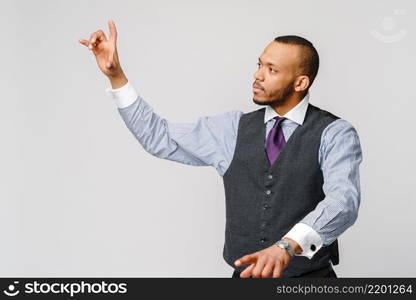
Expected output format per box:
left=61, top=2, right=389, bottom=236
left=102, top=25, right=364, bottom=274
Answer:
left=280, top=240, right=289, bottom=248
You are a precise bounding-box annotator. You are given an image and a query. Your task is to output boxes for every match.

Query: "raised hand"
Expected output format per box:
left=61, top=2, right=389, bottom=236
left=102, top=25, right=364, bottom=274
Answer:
left=79, top=20, right=127, bottom=88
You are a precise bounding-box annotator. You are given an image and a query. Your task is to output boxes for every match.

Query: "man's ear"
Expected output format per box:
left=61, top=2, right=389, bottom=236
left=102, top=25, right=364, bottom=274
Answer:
left=294, top=75, right=310, bottom=93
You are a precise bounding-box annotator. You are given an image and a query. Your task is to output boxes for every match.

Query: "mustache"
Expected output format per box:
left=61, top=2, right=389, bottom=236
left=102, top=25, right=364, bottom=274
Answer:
left=253, top=82, right=264, bottom=90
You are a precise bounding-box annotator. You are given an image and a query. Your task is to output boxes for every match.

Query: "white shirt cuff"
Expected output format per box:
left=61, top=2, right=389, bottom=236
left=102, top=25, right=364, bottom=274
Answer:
left=105, top=81, right=139, bottom=109
left=283, top=223, right=323, bottom=259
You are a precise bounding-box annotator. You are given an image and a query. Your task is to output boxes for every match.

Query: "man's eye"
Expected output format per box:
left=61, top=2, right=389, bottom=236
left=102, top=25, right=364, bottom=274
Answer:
left=269, top=68, right=277, bottom=73
left=257, top=63, right=261, bottom=68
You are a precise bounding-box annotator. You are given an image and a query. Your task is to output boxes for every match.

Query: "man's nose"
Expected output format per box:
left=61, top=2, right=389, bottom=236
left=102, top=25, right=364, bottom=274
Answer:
left=253, top=69, right=264, bottom=81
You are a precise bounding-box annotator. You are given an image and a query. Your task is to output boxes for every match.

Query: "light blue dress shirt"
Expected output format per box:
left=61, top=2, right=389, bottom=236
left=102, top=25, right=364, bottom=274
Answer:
left=107, top=82, right=363, bottom=260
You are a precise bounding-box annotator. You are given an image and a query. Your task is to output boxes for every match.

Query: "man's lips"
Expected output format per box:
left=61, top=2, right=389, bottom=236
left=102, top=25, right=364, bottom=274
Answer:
left=253, top=84, right=264, bottom=93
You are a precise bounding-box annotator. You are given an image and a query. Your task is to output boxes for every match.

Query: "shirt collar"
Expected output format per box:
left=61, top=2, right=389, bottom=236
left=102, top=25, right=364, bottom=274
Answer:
left=263, top=92, right=310, bottom=125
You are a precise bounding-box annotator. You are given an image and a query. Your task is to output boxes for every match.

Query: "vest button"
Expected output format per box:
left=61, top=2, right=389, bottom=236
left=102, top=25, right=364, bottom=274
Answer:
left=265, top=190, right=271, bottom=195
left=260, top=238, right=266, bottom=243
left=268, top=174, right=273, bottom=179
left=263, top=204, right=269, bottom=210
left=261, top=222, right=267, bottom=229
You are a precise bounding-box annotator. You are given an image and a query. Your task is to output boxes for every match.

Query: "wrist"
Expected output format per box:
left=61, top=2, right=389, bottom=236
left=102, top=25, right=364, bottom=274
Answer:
left=108, top=71, right=128, bottom=89
left=274, top=239, right=295, bottom=258
left=282, top=237, right=302, bottom=255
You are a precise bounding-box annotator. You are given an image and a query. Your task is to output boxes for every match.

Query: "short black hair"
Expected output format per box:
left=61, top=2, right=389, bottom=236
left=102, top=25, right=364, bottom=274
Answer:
left=274, top=35, right=319, bottom=89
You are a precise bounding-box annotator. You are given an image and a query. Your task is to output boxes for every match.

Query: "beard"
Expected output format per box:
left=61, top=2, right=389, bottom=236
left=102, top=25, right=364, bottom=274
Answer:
left=252, top=81, right=294, bottom=106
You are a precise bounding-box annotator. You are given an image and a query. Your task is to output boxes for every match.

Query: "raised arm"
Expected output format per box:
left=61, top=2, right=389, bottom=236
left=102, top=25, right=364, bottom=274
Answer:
left=79, top=21, right=242, bottom=176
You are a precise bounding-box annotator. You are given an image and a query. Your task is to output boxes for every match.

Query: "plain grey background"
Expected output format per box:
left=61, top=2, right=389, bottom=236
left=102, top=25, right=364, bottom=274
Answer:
left=1, top=0, right=415, bottom=277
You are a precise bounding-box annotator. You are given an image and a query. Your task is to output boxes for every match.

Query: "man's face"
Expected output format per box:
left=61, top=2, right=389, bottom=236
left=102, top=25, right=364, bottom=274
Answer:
left=252, top=41, right=302, bottom=106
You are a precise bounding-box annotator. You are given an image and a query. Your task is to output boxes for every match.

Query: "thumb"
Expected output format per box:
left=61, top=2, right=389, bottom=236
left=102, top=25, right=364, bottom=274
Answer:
left=108, top=19, right=118, bottom=44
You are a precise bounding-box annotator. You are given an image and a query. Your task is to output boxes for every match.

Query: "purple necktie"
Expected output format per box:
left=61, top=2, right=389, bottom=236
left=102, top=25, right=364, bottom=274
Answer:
left=265, top=116, right=286, bottom=165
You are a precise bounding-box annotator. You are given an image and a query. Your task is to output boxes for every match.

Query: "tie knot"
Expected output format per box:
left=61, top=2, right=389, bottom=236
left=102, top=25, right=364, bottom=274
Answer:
left=273, top=116, right=286, bottom=125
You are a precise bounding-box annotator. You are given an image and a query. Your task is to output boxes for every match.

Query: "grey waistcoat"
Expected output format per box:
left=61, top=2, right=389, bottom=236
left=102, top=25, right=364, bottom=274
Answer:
left=222, top=103, right=340, bottom=277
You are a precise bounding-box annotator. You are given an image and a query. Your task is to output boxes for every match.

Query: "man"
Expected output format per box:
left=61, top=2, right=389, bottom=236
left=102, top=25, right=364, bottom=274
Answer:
left=79, top=20, right=362, bottom=278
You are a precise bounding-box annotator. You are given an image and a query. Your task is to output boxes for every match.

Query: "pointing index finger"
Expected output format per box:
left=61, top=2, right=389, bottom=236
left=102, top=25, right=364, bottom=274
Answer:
left=79, top=39, right=89, bottom=47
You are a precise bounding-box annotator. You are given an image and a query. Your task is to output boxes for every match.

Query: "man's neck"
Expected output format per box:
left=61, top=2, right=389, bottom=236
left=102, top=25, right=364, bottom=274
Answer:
left=271, top=93, right=304, bottom=116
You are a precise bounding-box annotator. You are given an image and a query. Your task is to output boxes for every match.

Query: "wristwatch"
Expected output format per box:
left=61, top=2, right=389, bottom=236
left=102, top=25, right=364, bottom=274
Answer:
left=275, top=240, right=296, bottom=258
